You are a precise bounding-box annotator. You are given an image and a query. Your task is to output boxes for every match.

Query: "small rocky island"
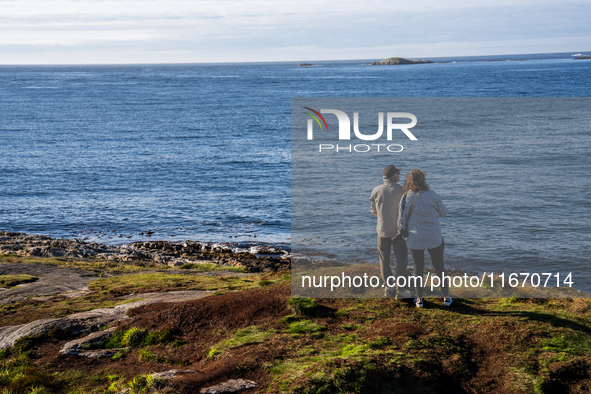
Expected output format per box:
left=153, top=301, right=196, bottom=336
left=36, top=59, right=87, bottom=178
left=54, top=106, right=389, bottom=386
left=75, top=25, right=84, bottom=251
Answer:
left=574, top=56, right=591, bottom=59
left=365, top=57, right=433, bottom=65
left=298, top=63, right=318, bottom=66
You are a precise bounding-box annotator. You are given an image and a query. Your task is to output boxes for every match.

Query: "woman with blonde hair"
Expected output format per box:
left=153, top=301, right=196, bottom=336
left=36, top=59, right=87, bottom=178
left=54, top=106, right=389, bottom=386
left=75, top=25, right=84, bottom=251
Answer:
left=397, top=169, right=451, bottom=308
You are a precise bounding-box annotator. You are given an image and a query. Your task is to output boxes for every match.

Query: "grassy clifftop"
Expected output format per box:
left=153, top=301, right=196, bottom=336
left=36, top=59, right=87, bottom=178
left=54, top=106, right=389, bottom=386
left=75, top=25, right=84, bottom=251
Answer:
left=1, top=255, right=590, bottom=393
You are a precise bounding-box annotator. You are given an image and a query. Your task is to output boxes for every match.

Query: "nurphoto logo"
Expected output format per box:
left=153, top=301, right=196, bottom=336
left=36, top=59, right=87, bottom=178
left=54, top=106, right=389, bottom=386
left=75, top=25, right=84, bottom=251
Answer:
left=304, top=107, right=418, bottom=153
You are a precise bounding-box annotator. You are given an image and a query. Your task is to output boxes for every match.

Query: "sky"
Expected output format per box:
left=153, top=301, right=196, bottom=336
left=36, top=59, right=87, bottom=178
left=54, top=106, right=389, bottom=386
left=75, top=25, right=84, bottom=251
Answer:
left=1, top=0, right=590, bottom=64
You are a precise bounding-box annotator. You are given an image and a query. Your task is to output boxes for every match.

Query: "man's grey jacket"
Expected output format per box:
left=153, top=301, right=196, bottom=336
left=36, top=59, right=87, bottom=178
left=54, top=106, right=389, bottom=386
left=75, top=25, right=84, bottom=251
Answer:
left=370, top=179, right=404, bottom=238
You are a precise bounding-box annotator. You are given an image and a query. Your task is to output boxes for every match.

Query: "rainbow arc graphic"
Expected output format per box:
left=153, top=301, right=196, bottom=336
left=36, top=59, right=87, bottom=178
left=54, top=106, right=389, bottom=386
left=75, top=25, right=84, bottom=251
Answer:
left=304, top=107, right=328, bottom=131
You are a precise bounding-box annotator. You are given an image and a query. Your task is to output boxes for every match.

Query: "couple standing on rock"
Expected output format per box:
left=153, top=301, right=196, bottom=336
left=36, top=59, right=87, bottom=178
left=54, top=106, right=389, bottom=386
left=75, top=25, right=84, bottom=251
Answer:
left=370, top=165, right=452, bottom=308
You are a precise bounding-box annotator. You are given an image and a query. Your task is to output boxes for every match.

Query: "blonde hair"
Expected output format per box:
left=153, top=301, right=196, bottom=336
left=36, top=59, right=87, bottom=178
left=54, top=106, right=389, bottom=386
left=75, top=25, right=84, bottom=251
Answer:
left=403, top=169, right=430, bottom=193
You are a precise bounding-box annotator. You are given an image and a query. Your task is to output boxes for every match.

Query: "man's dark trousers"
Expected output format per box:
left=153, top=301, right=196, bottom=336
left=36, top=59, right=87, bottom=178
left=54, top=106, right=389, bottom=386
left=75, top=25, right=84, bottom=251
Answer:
left=378, top=236, right=408, bottom=288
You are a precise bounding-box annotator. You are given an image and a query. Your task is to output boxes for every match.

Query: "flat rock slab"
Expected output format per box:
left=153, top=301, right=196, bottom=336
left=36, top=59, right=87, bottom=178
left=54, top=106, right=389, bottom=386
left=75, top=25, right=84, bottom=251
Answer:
left=151, top=369, right=197, bottom=379
left=0, top=306, right=128, bottom=350
left=75, top=348, right=122, bottom=358
left=60, top=327, right=120, bottom=357
left=0, top=263, right=99, bottom=304
left=0, top=290, right=212, bottom=350
left=200, top=379, right=257, bottom=394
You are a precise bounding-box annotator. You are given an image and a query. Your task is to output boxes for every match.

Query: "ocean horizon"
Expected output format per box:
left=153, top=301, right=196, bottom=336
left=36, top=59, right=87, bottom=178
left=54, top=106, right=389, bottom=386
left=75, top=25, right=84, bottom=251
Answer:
left=1, top=50, right=589, bottom=66
left=1, top=50, right=590, bottom=291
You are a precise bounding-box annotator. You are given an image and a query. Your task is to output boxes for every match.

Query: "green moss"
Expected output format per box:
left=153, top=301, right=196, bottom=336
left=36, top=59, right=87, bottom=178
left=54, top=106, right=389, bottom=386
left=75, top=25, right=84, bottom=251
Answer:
left=0, top=274, right=38, bottom=288
left=101, top=328, right=173, bottom=351
left=340, top=323, right=364, bottom=331
left=2, top=255, right=165, bottom=274
left=335, top=309, right=348, bottom=317
left=111, top=348, right=130, bottom=360
left=288, top=320, right=326, bottom=335
left=104, top=329, right=126, bottom=349
left=208, top=326, right=273, bottom=358
left=89, top=272, right=258, bottom=296
left=171, top=339, right=187, bottom=348
left=329, top=333, right=359, bottom=344
left=340, top=343, right=371, bottom=356
left=179, top=262, right=247, bottom=272
left=369, top=337, right=390, bottom=349
left=269, top=357, right=392, bottom=394
left=279, top=315, right=300, bottom=324
left=297, top=346, right=319, bottom=356
left=137, top=349, right=161, bottom=363
left=288, top=297, right=319, bottom=317
left=541, top=333, right=591, bottom=357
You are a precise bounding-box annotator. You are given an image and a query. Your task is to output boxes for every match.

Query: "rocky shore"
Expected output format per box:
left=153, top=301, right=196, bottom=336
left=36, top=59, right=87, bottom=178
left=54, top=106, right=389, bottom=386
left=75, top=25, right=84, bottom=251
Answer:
left=0, top=231, right=290, bottom=273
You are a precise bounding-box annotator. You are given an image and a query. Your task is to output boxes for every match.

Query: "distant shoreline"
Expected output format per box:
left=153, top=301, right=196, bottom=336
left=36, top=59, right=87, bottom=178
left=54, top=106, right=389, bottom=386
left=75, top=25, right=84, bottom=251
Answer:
left=0, top=50, right=589, bottom=67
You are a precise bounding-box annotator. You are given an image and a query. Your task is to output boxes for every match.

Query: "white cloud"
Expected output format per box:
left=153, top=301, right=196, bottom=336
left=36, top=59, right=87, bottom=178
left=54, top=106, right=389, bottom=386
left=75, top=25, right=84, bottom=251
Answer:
left=0, top=0, right=590, bottom=63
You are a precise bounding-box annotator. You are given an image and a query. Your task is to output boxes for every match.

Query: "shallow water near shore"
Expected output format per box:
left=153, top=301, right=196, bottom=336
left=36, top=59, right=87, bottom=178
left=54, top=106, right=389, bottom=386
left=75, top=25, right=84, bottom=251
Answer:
left=1, top=51, right=591, bottom=291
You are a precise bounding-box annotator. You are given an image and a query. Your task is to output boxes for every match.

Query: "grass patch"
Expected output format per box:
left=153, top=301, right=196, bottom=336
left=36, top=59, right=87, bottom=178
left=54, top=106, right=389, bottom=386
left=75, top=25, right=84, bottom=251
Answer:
left=0, top=294, right=146, bottom=327
left=88, top=272, right=258, bottom=297
left=76, top=327, right=174, bottom=364
left=101, top=373, right=166, bottom=394
left=0, top=334, right=136, bottom=393
left=111, top=348, right=130, bottom=360
left=208, top=326, right=273, bottom=358
left=333, top=304, right=380, bottom=322
left=0, top=255, right=165, bottom=274
left=288, top=297, right=319, bottom=317
left=143, top=329, right=173, bottom=346
left=340, top=323, right=364, bottom=331
left=541, top=332, right=591, bottom=358
left=103, top=327, right=173, bottom=351
left=127, top=374, right=164, bottom=394
left=2, top=270, right=591, bottom=393
left=279, top=315, right=300, bottom=324
left=258, top=273, right=290, bottom=287
left=0, top=274, right=38, bottom=288
left=267, top=295, right=591, bottom=392
left=121, top=327, right=147, bottom=348
left=0, top=270, right=264, bottom=327
left=179, top=262, right=247, bottom=273
left=267, top=332, right=396, bottom=393
left=137, top=349, right=163, bottom=363
left=288, top=320, right=327, bottom=335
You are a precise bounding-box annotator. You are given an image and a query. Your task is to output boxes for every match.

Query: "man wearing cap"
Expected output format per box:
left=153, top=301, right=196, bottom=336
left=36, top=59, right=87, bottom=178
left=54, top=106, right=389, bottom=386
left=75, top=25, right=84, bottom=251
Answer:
left=370, top=165, right=409, bottom=298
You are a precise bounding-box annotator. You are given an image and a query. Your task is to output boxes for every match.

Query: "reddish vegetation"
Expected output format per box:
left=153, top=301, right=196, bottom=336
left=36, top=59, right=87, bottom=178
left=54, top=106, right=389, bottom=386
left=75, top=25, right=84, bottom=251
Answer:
left=124, top=287, right=290, bottom=335
left=120, top=288, right=292, bottom=392
left=31, top=287, right=292, bottom=393
left=13, top=287, right=591, bottom=393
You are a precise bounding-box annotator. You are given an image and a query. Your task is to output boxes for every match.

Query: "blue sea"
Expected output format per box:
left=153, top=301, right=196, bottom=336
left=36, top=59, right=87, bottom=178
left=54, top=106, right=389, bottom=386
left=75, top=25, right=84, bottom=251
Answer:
left=1, top=51, right=590, bottom=290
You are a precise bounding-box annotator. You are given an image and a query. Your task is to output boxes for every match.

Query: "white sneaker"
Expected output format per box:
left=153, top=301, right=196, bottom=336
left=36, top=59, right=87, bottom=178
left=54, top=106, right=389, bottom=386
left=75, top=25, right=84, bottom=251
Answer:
left=414, top=298, right=424, bottom=308
left=444, top=297, right=453, bottom=307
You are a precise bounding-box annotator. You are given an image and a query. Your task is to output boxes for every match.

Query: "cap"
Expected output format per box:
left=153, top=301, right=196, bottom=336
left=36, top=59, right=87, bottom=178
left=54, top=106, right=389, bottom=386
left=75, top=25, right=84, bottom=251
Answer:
left=382, top=165, right=401, bottom=179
